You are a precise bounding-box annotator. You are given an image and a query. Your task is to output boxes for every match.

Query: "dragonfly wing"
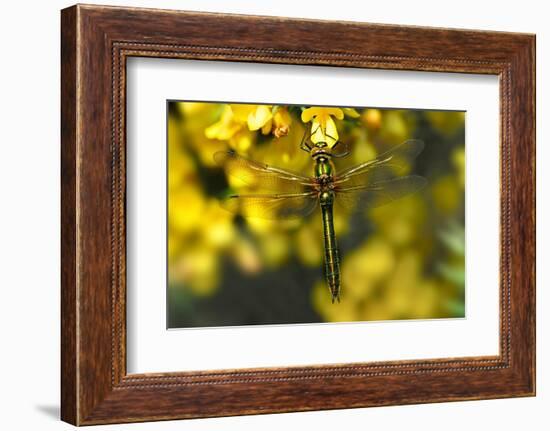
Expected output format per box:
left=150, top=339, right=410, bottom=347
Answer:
left=336, top=175, right=427, bottom=211
left=214, top=150, right=314, bottom=194
left=335, top=139, right=424, bottom=187
left=377, top=138, right=424, bottom=163
left=221, top=192, right=319, bottom=220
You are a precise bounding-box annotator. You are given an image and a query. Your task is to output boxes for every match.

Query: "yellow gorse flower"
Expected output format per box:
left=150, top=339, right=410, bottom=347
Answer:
left=204, top=105, right=242, bottom=141
left=301, top=107, right=344, bottom=147
left=204, top=105, right=255, bottom=151
left=272, top=107, right=292, bottom=138
left=205, top=104, right=294, bottom=152
left=230, top=104, right=273, bottom=134
left=342, top=108, right=360, bottom=118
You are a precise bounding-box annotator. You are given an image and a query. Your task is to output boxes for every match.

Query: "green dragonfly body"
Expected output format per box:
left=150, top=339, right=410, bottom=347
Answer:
left=313, top=145, right=341, bottom=302
left=214, top=137, right=426, bottom=303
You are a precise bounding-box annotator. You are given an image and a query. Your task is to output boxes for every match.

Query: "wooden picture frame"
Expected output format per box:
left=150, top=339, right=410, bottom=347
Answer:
left=61, top=4, right=535, bottom=425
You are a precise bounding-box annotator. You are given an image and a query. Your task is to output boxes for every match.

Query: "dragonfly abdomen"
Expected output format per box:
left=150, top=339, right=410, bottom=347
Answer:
left=320, top=191, right=341, bottom=303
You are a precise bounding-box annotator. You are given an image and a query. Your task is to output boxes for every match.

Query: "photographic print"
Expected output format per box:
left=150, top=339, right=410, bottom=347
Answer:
left=167, top=102, right=466, bottom=328
left=61, top=6, right=535, bottom=423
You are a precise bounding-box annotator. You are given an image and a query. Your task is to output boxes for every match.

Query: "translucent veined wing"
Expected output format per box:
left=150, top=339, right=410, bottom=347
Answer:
left=334, top=139, right=424, bottom=188
left=335, top=176, right=427, bottom=211
left=214, top=150, right=314, bottom=194
left=221, top=192, right=318, bottom=220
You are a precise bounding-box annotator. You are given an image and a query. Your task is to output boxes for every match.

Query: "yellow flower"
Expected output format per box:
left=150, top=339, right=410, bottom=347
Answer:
left=230, top=104, right=273, bottom=134
left=259, top=231, right=290, bottom=268
left=169, top=185, right=205, bottom=235
left=301, top=107, right=344, bottom=147
left=379, top=110, right=410, bottom=144
left=272, top=107, right=292, bottom=138
left=201, top=199, right=235, bottom=248
left=230, top=237, right=262, bottom=275
left=178, top=102, right=210, bottom=116
left=205, top=105, right=241, bottom=140
left=345, top=237, right=396, bottom=285
left=170, top=247, right=220, bottom=296
left=361, top=108, right=382, bottom=131
left=369, top=195, right=426, bottom=246
left=205, top=104, right=272, bottom=147
left=229, top=129, right=254, bottom=152
left=295, top=222, right=323, bottom=267
left=342, top=108, right=360, bottom=118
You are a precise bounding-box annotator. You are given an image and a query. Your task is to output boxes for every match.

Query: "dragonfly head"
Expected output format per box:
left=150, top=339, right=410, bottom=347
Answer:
left=310, top=142, right=332, bottom=160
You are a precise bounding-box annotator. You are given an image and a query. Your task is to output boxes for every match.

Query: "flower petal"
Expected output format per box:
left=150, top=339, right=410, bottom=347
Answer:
left=301, top=106, right=344, bottom=122
left=301, top=107, right=321, bottom=123
left=247, top=105, right=273, bottom=131
left=273, top=108, right=292, bottom=138
left=261, top=118, right=273, bottom=135
left=230, top=104, right=255, bottom=122
left=343, top=108, right=360, bottom=118
left=310, top=118, right=326, bottom=143
left=324, top=117, right=339, bottom=147
left=325, top=107, right=344, bottom=120
left=205, top=106, right=241, bottom=140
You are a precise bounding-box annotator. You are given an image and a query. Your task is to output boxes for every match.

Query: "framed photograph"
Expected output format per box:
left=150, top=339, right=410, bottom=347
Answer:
left=61, top=4, right=535, bottom=425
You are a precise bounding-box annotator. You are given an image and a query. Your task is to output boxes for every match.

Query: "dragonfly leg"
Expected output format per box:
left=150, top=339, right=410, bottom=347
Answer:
left=331, top=139, right=350, bottom=158
left=300, top=126, right=313, bottom=153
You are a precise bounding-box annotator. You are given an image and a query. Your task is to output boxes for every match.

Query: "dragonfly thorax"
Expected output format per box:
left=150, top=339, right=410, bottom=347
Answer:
left=315, top=155, right=336, bottom=204
left=314, top=155, right=334, bottom=178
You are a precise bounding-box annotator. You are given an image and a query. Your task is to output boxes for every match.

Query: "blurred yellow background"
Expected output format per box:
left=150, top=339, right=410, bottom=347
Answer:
left=167, top=102, right=465, bottom=328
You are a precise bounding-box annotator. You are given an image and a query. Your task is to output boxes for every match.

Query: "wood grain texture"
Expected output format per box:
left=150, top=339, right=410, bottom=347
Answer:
left=60, top=5, right=78, bottom=425
left=60, top=4, right=536, bottom=425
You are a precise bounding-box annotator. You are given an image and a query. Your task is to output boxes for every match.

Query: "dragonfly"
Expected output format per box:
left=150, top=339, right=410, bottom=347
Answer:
left=214, top=129, right=426, bottom=304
